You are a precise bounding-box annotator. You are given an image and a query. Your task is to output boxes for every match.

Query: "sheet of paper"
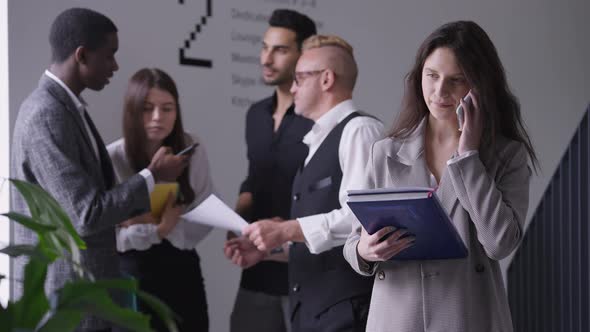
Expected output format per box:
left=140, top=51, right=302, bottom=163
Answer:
left=181, top=194, right=248, bottom=233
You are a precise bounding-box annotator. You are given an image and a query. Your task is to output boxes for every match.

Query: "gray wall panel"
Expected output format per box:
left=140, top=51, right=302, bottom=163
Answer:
left=509, top=105, right=590, bottom=331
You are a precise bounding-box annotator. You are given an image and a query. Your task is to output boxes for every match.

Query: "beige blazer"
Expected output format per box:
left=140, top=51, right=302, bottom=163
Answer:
left=343, top=120, right=531, bottom=332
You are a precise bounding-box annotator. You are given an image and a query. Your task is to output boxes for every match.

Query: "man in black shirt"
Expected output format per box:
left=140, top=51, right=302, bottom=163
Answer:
left=223, top=9, right=316, bottom=332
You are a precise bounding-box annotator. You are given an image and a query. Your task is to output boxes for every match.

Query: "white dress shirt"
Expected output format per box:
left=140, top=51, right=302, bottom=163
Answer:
left=44, top=70, right=155, bottom=191
left=297, top=99, right=384, bottom=254
left=108, top=134, right=215, bottom=251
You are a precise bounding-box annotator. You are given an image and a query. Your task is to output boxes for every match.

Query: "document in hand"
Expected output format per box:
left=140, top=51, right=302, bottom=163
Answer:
left=150, top=183, right=179, bottom=218
left=347, top=187, right=468, bottom=260
left=181, top=194, right=248, bottom=233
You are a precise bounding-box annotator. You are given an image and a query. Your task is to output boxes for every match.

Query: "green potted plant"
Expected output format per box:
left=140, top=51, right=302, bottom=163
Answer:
left=0, top=179, right=178, bottom=332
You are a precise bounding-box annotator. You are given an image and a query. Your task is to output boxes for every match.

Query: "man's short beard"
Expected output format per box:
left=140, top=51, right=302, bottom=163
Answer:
left=263, top=73, right=292, bottom=87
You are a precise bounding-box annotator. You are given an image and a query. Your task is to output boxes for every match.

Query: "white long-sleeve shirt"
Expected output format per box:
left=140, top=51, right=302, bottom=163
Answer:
left=107, top=133, right=214, bottom=251
left=297, top=99, right=384, bottom=254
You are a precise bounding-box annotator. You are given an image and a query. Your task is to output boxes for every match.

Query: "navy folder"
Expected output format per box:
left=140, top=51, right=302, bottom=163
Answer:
left=347, top=187, right=468, bottom=260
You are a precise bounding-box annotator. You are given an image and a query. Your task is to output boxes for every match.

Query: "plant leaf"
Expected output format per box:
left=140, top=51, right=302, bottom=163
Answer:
left=9, top=179, right=86, bottom=274
left=12, top=258, right=50, bottom=329
left=4, top=179, right=178, bottom=332
left=0, top=244, right=53, bottom=264
left=9, top=179, right=85, bottom=249
left=0, top=301, right=15, bottom=331
left=35, top=309, right=83, bottom=332
left=1, top=212, right=57, bottom=234
left=137, top=290, right=180, bottom=332
left=92, top=279, right=179, bottom=332
left=41, top=280, right=154, bottom=332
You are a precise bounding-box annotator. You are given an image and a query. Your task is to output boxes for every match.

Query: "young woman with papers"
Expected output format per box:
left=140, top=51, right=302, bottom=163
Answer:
left=108, top=68, right=215, bottom=331
left=343, top=21, right=538, bottom=332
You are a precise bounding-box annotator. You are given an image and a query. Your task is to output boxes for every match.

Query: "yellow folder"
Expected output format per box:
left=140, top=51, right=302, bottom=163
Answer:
left=150, top=183, right=179, bottom=219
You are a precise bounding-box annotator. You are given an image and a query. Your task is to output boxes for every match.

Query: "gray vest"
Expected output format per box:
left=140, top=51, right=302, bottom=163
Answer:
left=289, top=112, right=373, bottom=318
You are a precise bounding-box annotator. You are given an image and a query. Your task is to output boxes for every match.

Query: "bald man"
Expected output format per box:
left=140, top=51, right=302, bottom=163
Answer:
left=228, top=35, right=383, bottom=332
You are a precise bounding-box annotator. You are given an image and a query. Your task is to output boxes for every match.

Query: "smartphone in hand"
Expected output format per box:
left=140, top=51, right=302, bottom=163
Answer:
left=176, top=142, right=199, bottom=156
left=456, top=92, right=472, bottom=131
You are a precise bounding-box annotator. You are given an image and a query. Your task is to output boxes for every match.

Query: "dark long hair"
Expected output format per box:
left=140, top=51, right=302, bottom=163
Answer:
left=389, top=21, right=538, bottom=171
left=123, top=68, right=194, bottom=203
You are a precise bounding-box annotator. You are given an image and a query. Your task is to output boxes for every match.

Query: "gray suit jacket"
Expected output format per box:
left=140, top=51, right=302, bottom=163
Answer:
left=11, top=74, right=150, bottom=331
left=343, top=120, right=531, bottom=332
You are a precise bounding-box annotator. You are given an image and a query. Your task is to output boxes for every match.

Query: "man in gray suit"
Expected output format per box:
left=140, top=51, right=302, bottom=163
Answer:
left=11, top=8, right=187, bottom=332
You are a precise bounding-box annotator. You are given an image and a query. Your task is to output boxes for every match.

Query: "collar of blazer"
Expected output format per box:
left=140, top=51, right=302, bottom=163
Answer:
left=39, top=74, right=81, bottom=114
left=385, top=118, right=460, bottom=219
left=386, top=117, right=427, bottom=166
left=38, top=74, right=101, bottom=166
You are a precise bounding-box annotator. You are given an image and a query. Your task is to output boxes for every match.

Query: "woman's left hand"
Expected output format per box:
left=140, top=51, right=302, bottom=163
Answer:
left=119, top=213, right=157, bottom=227
left=458, top=90, right=483, bottom=154
left=157, top=193, right=184, bottom=238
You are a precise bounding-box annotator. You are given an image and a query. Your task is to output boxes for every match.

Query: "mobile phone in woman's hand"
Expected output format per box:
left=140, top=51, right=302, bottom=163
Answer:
left=176, top=142, right=199, bottom=156
left=456, top=92, right=472, bottom=131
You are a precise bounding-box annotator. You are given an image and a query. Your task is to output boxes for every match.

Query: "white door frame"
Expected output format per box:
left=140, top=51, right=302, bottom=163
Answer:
left=0, top=0, right=11, bottom=306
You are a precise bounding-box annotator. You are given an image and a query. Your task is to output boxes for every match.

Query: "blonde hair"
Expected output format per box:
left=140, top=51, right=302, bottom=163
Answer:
left=302, top=34, right=354, bottom=55
left=301, top=34, right=357, bottom=90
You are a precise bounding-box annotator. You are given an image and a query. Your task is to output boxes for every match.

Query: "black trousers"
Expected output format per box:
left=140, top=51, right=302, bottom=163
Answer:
left=291, top=294, right=370, bottom=332
left=120, top=241, right=209, bottom=332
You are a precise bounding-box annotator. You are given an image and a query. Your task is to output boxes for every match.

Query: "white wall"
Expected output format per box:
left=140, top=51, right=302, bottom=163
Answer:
left=6, top=1, right=590, bottom=331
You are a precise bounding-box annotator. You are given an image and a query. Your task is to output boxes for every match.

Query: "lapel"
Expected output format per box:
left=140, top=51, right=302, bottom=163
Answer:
left=435, top=169, right=460, bottom=217
left=39, top=75, right=97, bottom=163
left=385, top=118, right=460, bottom=216
left=384, top=118, right=426, bottom=185
left=39, top=75, right=115, bottom=189
left=81, top=111, right=116, bottom=189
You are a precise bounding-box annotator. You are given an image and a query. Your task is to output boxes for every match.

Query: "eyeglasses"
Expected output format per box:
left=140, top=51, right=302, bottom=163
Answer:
left=293, top=69, right=327, bottom=86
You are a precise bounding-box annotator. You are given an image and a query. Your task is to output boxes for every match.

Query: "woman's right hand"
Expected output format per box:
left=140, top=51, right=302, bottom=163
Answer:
left=357, top=226, right=415, bottom=262
left=157, top=192, right=184, bottom=239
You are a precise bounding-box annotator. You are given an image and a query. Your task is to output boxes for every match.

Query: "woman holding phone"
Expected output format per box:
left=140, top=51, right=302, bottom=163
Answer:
left=343, top=21, right=538, bottom=331
left=108, top=68, right=214, bottom=331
